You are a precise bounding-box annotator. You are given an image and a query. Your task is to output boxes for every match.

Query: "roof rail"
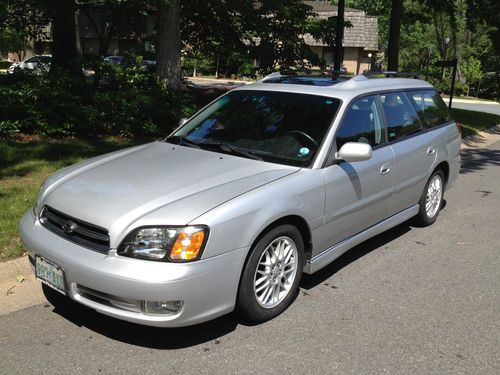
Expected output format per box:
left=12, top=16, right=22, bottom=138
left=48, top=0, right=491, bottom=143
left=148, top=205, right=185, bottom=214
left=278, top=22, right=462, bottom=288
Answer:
left=258, top=68, right=352, bottom=83
left=362, top=70, right=422, bottom=79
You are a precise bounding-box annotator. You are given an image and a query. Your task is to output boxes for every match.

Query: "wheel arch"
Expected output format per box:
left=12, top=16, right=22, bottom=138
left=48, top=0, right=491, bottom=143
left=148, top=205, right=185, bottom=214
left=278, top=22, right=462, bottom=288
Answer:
left=432, top=161, right=450, bottom=186
left=249, top=215, right=312, bottom=260
left=236, top=215, right=312, bottom=295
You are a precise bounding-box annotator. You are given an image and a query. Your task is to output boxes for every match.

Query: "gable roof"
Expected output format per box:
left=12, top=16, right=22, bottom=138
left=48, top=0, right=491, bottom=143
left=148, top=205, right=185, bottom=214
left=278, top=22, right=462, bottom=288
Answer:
left=303, top=1, right=379, bottom=50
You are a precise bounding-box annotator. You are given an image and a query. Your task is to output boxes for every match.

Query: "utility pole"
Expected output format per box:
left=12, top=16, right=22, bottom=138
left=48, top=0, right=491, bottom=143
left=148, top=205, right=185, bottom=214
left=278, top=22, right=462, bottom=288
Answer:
left=333, top=0, right=345, bottom=71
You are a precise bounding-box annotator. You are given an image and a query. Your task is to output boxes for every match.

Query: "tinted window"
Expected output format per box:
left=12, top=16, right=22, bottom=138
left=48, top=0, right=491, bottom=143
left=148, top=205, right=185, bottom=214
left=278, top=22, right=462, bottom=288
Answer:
left=335, top=95, right=385, bottom=149
left=380, top=92, right=422, bottom=141
left=409, top=90, right=453, bottom=128
left=39, top=56, right=51, bottom=64
left=174, top=90, right=341, bottom=167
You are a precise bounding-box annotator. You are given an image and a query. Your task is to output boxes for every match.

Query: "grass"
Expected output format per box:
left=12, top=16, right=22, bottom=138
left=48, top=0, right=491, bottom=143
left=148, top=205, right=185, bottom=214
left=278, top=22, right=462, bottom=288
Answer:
left=0, top=137, right=143, bottom=261
left=1, top=107, right=499, bottom=262
left=451, top=108, right=500, bottom=137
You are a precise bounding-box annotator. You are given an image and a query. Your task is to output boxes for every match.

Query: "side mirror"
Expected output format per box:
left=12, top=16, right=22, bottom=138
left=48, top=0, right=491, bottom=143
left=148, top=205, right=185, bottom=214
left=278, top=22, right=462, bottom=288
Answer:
left=335, top=142, right=372, bottom=162
left=178, top=118, right=188, bottom=127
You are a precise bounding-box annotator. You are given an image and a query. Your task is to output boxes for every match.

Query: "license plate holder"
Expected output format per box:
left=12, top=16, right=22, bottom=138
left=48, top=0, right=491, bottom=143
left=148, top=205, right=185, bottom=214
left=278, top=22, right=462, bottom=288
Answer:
left=35, top=256, right=67, bottom=295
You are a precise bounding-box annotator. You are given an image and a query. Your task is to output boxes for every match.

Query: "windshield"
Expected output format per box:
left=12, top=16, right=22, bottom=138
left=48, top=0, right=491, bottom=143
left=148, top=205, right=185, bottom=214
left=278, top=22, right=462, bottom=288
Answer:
left=171, top=90, right=341, bottom=167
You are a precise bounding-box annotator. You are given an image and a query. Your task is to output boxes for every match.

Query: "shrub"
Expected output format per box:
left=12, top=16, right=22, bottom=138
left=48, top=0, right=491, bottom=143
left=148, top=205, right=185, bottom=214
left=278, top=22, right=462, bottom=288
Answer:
left=0, top=65, right=196, bottom=139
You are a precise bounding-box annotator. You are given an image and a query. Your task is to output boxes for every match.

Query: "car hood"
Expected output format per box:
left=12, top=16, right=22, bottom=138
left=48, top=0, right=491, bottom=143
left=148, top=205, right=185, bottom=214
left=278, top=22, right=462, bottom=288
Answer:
left=42, top=141, right=299, bottom=237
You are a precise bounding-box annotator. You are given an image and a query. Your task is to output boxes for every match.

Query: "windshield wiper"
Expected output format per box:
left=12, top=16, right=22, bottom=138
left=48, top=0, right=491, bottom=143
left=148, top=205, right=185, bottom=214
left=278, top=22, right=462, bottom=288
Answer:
left=199, top=141, right=263, bottom=161
left=165, top=135, right=201, bottom=149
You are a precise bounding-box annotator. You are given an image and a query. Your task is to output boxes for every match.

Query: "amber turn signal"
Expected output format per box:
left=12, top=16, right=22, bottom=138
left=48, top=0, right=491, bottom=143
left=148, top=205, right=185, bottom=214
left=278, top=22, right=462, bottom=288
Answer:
left=169, top=227, right=206, bottom=261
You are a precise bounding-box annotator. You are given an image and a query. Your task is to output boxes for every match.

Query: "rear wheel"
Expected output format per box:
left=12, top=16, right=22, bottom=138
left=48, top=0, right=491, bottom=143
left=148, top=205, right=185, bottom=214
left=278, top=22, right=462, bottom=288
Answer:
left=414, top=170, right=445, bottom=226
left=237, top=225, right=305, bottom=323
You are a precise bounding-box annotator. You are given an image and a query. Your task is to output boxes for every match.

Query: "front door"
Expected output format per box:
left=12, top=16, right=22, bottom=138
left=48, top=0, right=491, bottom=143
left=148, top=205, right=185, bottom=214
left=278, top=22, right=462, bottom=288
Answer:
left=320, top=95, right=395, bottom=252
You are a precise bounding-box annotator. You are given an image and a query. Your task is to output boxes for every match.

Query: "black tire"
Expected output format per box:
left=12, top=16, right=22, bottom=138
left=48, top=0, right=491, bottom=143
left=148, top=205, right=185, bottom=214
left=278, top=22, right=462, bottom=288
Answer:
left=413, top=170, right=445, bottom=227
left=237, top=224, right=305, bottom=323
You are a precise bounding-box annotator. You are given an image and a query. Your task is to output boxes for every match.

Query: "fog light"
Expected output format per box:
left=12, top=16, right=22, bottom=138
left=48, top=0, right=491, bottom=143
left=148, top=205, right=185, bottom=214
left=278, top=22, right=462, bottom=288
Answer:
left=143, top=300, right=183, bottom=315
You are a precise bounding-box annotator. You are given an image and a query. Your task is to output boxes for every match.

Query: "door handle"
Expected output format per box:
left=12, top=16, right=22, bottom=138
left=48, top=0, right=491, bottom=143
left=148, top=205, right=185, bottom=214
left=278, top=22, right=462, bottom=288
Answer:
left=427, top=147, right=436, bottom=155
left=380, top=165, right=391, bottom=175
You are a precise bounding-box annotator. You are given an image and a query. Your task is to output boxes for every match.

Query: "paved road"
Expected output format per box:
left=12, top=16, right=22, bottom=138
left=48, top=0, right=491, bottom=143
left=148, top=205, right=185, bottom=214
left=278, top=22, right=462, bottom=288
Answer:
left=451, top=100, right=500, bottom=116
left=1, top=142, right=499, bottom=375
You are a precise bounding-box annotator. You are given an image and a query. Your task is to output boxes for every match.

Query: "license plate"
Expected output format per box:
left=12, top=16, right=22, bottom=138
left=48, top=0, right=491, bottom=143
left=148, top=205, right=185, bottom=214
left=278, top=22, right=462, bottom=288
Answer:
left=35, top=256, right=66, bottom=295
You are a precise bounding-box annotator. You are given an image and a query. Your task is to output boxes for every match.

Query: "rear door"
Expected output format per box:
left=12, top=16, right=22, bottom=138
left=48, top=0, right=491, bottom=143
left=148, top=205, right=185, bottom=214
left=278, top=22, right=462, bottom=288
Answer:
left=321, top=95, right=395, bottom=250
left=380, top=91, right=436, bottom=216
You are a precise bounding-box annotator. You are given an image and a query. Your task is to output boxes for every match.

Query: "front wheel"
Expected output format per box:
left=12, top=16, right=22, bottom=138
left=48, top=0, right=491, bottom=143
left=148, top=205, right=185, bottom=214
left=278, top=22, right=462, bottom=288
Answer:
left=414, top=170, right=445, bottom=226
left=237, top=225, right=305, bottom=323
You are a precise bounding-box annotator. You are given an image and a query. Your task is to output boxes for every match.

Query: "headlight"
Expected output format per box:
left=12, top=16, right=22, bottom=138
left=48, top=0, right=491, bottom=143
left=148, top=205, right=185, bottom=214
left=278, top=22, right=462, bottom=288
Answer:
left=32, top=181, right=46, bottom=217
left=118, top=226, right=208, bottom=262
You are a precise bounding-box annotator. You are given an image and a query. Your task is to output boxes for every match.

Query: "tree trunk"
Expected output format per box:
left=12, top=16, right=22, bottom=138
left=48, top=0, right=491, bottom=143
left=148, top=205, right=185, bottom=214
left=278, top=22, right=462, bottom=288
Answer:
left=387, top=0, right=403, bottom=72
left=333, top=0, right=345, bottom=71
left=75, top=9, right=82, bottom=56
left=51, top=0, right=80, bottom=75
left=157, top=0, right=181, bottom=90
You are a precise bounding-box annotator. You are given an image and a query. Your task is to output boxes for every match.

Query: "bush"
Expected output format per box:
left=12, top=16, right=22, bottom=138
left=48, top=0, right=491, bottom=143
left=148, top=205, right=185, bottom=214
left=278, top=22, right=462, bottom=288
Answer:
left=0, top=65, right=196, bottom=138
left=427, top=76, right=467, bottom=96
left=477, top=72, right=499, bottom=100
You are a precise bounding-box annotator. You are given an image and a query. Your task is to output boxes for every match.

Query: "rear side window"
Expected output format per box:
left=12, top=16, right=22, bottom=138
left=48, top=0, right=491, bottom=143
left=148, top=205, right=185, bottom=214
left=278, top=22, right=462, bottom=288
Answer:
left=380, top=92, right=422, bottom=141
left=408, top=90, right=453, bottom=128
left=335, top=95, right=385, bottom=149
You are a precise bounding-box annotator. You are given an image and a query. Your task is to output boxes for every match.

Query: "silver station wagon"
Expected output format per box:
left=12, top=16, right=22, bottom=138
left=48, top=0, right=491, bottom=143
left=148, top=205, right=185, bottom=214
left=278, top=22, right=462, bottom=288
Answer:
left=20, top=72, right=461, bottom=327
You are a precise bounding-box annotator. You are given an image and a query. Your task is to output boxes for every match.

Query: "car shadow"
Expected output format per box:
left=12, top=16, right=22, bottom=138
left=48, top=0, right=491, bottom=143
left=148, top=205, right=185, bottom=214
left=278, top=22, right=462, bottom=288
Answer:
left=42, top=285, right=240, bottom=349
left=43, top=214, right=440, bottom=349
left=300, top=220, right=415, bottom=290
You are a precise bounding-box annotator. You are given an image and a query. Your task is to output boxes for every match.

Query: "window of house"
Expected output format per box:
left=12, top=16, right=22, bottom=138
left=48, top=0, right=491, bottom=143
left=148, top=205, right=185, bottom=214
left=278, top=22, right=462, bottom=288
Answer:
left=408, top=90, right=453, bottom=128
left=380, top=92, right=422, bottom=141
left=335, top=95, right=385, bottom=150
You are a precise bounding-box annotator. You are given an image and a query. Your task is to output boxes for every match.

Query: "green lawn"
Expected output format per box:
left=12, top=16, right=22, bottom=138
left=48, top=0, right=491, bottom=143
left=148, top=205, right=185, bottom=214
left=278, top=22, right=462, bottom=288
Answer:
left=0, top=137, right=142, bottom=261
left=1, top=107, right=499, bottom=262
left=451, top=108, right=500, bottom=137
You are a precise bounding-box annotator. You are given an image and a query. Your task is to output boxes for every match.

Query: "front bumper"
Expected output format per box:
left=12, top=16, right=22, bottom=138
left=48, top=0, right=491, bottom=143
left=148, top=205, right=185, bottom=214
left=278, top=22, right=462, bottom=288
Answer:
left=20, top=212, right=248, bottom=327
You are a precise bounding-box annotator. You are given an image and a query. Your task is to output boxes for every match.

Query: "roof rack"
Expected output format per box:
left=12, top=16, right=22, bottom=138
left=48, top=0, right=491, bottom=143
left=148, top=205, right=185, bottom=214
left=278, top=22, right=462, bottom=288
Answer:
left=362, top=70, right=422, bottom=79
left=259, top=68, right=352, bottom=83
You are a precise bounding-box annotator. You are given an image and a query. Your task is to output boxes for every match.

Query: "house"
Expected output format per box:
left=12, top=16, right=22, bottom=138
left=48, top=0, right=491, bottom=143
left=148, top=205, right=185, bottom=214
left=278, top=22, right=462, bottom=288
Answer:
left=303, top=1, right=379, bottom=74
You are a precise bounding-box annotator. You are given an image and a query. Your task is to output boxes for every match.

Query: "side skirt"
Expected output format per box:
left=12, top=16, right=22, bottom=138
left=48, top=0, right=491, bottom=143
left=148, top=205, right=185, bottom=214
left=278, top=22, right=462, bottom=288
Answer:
left=304, top=205, right=419, bottom=274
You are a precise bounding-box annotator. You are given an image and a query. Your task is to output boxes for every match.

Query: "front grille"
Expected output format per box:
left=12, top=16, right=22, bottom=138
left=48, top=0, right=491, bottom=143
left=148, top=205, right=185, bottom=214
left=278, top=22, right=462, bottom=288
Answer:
left=40, top=206, right=110, bottom=253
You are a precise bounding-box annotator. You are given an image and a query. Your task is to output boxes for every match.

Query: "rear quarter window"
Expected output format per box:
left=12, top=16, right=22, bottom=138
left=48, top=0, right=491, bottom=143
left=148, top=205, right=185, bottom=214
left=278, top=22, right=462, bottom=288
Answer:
left=408, top=90, right=453, bottom=128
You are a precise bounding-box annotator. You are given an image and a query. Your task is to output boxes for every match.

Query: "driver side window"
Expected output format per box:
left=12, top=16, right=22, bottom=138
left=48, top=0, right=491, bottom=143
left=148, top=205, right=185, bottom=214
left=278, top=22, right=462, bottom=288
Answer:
left=335, top=95, right=385, bottom=150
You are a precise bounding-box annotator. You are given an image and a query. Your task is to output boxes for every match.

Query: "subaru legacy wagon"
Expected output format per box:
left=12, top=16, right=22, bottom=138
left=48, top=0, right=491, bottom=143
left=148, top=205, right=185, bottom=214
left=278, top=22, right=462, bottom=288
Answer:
left=20, top=72, right=461, bottom=327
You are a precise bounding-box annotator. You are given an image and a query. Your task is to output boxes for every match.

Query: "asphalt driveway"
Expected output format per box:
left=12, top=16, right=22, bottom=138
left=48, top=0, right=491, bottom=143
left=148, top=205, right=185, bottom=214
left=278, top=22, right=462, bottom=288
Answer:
left=1, top=141, right=499, bottom=374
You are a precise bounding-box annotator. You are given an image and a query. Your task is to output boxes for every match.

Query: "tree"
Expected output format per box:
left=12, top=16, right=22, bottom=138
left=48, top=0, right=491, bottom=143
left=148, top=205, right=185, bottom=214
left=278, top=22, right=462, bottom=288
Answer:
left=387, top=0, right=403, bottom=71
left=0, top=0, right=49, bottom=61
left=0, top=29, right=31, bottom=61
left=157, top=0, right=181, bottom=90
left=50, top=0, right=80, bottom=74
left=461, top=56, right=483, bottom=96
left=334, top=0, right=346, bottom=71
left=181, top=1, right=253, bottom=77
left=250, top=0, right=319, bottom=72
left=78, top=0, right=152, bottom=56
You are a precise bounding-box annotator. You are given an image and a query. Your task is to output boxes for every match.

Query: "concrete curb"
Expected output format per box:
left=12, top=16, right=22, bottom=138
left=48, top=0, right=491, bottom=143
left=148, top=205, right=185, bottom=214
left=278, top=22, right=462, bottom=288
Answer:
left=1, top=125, right=499, bottom=316
left=443, top=97, right=500, bottom=106
left=461, top=124, right=500, bottom=150
left=0, top=256, right=46, bottom=316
